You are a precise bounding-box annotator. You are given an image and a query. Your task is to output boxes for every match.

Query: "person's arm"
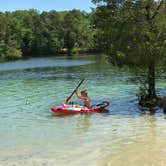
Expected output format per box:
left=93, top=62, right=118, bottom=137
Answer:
left=75, top=89, right=81, bottom=99
left=75, top=89, right=86, bottom=100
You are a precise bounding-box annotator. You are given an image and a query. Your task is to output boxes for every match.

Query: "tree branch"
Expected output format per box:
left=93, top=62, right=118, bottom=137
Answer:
left=151, top=0, right=164, bottom=20
left=145, top=3, right=151, bottom=20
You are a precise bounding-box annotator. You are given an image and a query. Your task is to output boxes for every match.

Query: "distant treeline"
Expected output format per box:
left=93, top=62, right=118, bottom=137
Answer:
left=0, top=9, right=95, bottom=60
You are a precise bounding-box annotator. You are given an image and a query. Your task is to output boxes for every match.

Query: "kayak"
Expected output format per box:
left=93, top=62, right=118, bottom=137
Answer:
left=51, top=101, right=110, bottom=114
left=51, top=101, right=110, bottom=115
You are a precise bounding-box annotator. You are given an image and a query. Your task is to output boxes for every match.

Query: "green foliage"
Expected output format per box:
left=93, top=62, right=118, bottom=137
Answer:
left=93, top=0, right=166, bottom=103
left=6, top=47, right=22, bottom=60
left=5, top=37, right=22, bottom=59
left=0, top=9, right=95, bottom=59
left=0, top=40, right=5, bottom=58
left=93, top=0, right=166, bottom=66
left=63, top=10, right=95, bottom=55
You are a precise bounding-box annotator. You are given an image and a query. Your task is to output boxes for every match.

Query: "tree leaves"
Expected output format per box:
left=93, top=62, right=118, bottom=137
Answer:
left=92, top=0, right=166, bottom=67
left=0, top=10, right=95, bottom=59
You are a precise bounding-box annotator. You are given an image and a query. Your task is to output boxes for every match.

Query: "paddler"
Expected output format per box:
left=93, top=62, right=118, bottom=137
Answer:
left=75, top=89, right=92, bottom=108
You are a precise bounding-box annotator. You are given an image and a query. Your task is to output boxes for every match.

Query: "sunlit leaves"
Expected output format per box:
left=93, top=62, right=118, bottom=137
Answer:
left=0, top=10, right=94, bottom=59
left=92, top=0, right=166, bottom=66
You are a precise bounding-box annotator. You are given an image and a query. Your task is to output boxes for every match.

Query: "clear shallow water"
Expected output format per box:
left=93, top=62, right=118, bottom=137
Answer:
left=0, top=55, right=166, bottom=166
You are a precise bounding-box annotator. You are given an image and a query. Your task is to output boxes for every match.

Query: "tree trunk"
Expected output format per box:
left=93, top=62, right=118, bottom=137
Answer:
left=148, top=60, right=156, bottom=99
left=67, top=47, right=72, bottom=56
left=65, top=31, right=73, bottom=56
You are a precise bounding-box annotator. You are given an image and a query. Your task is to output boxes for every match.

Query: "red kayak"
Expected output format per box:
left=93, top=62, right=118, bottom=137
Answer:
left=51, top=101, right=110, bottom=115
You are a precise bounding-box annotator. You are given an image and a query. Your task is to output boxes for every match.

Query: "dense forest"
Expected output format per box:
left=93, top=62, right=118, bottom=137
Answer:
left=0, top=9, right=95, bottom=59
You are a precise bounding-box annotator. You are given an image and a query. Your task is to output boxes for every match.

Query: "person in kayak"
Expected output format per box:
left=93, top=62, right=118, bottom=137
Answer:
left=75, top=89, right=92, bottom=108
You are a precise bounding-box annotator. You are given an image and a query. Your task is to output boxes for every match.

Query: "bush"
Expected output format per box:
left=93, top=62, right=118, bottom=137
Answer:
left=6, top=47, right=22, bottom=60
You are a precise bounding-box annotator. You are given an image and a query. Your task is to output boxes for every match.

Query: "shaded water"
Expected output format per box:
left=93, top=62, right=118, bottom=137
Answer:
left=0, top=55, right=166, bottom=166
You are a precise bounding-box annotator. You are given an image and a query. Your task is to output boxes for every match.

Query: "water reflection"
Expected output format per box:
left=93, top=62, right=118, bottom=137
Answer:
left=76, top=114, right=91, bottom=132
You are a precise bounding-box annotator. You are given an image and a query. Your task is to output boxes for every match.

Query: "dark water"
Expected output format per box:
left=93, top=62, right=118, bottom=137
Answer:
left=0, top=55, right=166, bottom=166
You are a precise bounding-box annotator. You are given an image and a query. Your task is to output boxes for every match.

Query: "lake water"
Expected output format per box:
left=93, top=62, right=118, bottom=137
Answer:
left=0, top=55, right=166, bottom=166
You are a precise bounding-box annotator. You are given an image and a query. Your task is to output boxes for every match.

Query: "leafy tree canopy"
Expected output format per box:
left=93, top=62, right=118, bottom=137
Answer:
left=92, top=0, right=166, bottom=106
left=0, top=9, right=95, bottom=59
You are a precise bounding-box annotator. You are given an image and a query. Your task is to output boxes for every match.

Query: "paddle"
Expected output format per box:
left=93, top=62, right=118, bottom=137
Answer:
left=65, top=79, right=85, bottom=103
